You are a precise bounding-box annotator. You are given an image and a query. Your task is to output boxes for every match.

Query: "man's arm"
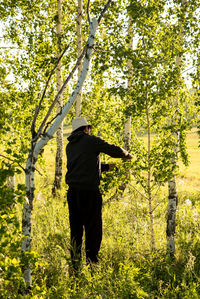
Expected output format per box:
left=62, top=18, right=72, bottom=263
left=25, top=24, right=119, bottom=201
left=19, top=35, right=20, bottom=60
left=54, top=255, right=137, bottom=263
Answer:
left=92, top=135, right=132, bottom=159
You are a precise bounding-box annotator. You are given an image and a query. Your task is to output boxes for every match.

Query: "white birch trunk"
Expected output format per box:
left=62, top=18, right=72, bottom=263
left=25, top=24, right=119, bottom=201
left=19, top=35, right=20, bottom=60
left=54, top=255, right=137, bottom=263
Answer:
left=7, top=175, right=15, bottom=190
left=76, top=0, right=83, bottom=117
left=52, top=0, right=63, bottom=194
left=167, top=0, right=186, bottom=255
left=21, top=153, right=36, bottom=286
left=167, top=177, right=177, bottom=255
left=21, top=18, right=98, bottom=286
left=124, top=117, right=131, bottom=151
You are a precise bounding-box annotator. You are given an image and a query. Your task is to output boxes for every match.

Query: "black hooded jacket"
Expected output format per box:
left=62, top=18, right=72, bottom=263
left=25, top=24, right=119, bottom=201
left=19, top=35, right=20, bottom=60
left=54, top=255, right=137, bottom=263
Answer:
left=65, top=131, right=128, bottom=190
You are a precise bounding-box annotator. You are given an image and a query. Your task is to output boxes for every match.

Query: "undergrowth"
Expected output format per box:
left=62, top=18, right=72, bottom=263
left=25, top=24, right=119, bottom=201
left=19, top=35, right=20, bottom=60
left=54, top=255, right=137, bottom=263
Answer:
left=1, top=170, right=200, bottom=298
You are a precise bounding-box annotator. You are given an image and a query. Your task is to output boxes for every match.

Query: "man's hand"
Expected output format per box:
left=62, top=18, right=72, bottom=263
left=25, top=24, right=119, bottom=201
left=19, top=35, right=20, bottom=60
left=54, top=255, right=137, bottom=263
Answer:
left=108, top=163, right=117, bottom=171
left=123, top=153, right=133, bottom=160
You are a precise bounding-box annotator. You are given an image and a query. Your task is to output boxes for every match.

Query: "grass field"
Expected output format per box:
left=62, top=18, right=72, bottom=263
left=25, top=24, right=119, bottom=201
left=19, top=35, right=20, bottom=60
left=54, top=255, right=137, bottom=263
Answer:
left=2, top=127, right=199, bottom=298
left=178, top=128, right=200, bottom=190
left=32, top=127, right=200, bottom=298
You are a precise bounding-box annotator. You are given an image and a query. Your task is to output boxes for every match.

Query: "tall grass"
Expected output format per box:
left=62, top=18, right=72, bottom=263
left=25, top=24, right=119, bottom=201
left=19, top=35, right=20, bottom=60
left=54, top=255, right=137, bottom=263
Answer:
left=2, top=128, right=200, bottom=298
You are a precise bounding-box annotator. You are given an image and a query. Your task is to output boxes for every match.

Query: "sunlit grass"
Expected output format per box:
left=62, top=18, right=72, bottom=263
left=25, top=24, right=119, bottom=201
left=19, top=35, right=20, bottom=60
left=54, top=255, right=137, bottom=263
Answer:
left=178, top=128, right=200, bottom=190
left=7, top=127, right=199, bottom=298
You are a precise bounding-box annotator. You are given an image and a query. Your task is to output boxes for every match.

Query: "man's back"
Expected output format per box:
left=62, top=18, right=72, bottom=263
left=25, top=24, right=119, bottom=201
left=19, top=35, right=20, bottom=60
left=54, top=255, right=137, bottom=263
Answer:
left=66, top=131, right=100, bottom=190
left=65, top=131, right=128, bottom=190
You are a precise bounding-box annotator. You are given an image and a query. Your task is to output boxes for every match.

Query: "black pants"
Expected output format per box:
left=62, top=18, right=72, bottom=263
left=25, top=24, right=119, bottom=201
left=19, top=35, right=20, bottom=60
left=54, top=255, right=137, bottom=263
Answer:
left=67, top=187, right=102, bottom=268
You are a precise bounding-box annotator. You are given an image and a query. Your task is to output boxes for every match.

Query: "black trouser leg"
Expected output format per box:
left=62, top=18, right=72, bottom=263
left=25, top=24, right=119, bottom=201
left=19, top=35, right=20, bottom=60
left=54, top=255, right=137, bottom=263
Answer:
left=67, top=188, right=103, bottom=266
left=67, top=189, right=83, bottom=270
left=84, top=190, right=102, bottom=263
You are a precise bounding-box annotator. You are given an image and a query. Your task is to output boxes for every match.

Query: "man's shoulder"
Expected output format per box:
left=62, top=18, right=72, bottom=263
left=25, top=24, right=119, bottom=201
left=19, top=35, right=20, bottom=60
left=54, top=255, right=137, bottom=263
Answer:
left=88, top=134, right=105, bottom=144
left=66, top=133, right=103, bottom=148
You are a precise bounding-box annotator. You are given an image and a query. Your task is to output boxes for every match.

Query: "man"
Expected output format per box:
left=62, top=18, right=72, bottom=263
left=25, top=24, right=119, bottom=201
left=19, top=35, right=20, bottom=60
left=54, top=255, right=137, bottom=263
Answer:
left=65, top=117, right=132, bottom=270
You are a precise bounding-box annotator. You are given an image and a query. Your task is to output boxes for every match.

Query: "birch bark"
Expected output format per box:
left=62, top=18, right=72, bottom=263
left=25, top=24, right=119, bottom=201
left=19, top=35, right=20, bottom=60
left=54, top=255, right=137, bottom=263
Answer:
left=52, top=0, right=63, bottom=194
left=21, top=152, right=36, bottom=286
left=7, top=175, right=15, bottom=190
left=167, top=0, right=186, bottom=256
left=76, top=0, right=83, bottom=117
left=124, top=117, right=131, bottom=151
left=167, top=176, right=178, bottom=255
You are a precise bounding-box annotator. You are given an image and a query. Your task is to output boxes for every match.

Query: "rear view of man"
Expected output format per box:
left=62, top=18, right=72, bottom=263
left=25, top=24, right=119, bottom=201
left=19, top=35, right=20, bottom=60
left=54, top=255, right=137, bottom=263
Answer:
left=65, top=117, right=132, bottom=270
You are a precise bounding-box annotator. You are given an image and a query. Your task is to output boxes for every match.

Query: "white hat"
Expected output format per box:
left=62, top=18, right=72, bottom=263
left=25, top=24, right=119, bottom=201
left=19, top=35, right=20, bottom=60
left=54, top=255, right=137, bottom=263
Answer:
left=72, top=117, right=91, bottom=132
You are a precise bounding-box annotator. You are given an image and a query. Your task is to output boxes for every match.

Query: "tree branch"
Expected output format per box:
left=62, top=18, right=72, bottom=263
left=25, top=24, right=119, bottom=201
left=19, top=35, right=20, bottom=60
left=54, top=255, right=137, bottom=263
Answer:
left=31, top=44, right=70, bottom=139
left=33, top=1, right=112, bottom=142
left=0, top=154, right=43, bottom=176
left=33, top=43, right=88, bottom=142
left=182, top=64, right=198, bottom=74
left=43, top=109, right=63, bottom=135
left=87, top=0, right=91, bottom=24
left=129, top=181, right=148, bottom=200
left=98, top=0, right=112, bottom=24
left=0, top=154, right=26, bottom=172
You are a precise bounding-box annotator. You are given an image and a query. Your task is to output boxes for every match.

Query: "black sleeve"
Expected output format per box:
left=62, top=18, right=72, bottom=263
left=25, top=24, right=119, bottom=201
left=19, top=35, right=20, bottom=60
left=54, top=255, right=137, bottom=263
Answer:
left=91, top=135, right=128, bottom=158
left=101, top=163, right=109, bottom=172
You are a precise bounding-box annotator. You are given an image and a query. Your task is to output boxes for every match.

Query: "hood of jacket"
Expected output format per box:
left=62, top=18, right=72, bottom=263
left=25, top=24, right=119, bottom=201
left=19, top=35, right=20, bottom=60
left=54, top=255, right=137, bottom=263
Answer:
left=67, top=131, right=86, bottom=143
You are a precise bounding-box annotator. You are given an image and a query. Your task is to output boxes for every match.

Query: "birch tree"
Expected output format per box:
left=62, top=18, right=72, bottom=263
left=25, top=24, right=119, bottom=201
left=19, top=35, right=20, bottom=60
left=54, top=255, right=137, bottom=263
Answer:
left=52, top=0, right=64, bottom=195
left=166, top=0, right=187, bottom=256
left=21, top=0, right=111, bottom=289
left=126, top=0, right=182, bottom=250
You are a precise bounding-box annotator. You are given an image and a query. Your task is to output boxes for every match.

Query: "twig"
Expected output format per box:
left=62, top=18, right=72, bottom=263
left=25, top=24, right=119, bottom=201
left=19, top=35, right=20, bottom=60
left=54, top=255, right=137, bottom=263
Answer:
left=43, top=108, right=63, bottom=134
left=152, top=200, right=164, bottom=213
left=103, top=190, right=119, bottom=205
left=31, top=44, right=70, bottom=139
left=87, top=0, right=91, bottom=24
left=182, top=64, right=198, bottom=74
left=0, top=46, right=25, bottom=50
left=0, top=154, right=43, bottom=176
left=34, top=168, right=43, bottom=176
left=129, top=182, right=148, bottom=200
left=98, top=0, right=112, bottom=24
left=0, top=154, right=26, bottom=172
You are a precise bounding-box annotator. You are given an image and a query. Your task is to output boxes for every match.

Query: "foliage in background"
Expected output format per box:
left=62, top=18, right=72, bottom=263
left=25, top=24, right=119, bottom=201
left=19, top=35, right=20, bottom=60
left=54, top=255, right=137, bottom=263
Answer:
left=0, top=0, right=200, bottom=297
left=0, top=162, right=25, bottom=297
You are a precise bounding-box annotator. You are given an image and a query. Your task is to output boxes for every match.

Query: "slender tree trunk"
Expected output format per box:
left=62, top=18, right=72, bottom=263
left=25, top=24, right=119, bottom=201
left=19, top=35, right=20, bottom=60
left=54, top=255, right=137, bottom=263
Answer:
left=124, top=117, right=131, bottom=151
left=167, top=177, right=177, bottom=255
left=124, top=16, right=133, bottom=152
left=118, top=16, right=132, bottom=196
left=21, top=149, right=36, bottom=287
left=167, top=99, right=179, bottom=255
left=7, top=175, right=15, bottom=190
left=52, top=0, right=63, bottom=195
left=146, top=97, right=155, bottom=250
left=76, top=0, right=83, bottom=116
left=167, top=0, right=186, bottom=255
